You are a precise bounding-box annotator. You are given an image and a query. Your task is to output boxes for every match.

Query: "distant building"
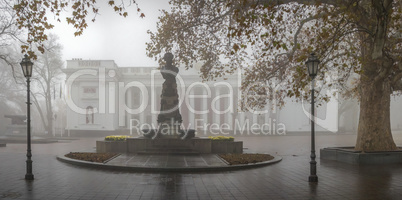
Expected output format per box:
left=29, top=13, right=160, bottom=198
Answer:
left=62, top=59, right=401, bottom=136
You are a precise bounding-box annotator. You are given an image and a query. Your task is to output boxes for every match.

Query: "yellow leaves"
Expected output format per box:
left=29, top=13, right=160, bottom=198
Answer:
left=208, top=136, right=234, bottom=141
left=37, top=46, right=45, bottom=54
left=105, top=135, right=131, bottom=141
left=281, top=44, right=288, bottom=51
left=233, top=43, right=239, bottom=52
left=113, top=6, right=121, bottom=12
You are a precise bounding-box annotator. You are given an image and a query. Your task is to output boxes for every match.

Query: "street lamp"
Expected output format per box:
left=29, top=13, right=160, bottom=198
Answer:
left=20, top=54, right=34, bottom=180
left=306, top=52, right=319, bottom=183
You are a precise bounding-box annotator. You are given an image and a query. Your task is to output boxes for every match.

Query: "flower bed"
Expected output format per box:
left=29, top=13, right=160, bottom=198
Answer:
left=105, top=135, right=131, bottom=141
left=219, top=153, right=274, bottom=165
left=65, top=152, right=118, bottom=163
left=208, top=136, right=234, bottom=141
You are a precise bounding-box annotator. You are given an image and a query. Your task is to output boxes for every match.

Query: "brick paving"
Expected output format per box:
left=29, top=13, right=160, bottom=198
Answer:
left=106, top=154, right=227, bottom=168
left=1, top=133, right=402, bottom=199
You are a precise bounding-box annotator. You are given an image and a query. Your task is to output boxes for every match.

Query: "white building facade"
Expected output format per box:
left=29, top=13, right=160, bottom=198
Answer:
left=62, top=59, right=347, bottom=136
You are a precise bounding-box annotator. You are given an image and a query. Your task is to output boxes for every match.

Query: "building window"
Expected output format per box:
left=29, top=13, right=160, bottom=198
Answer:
left=83, top=87, right=96, bottom=94
left=86, top=106, right=94, bottom=124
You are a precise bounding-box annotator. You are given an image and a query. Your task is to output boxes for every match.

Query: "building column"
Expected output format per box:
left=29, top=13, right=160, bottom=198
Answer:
left=151, top=86, right=157, bottom=128
left=202, top=89, right=208, bottom=132
left=252, top=113, right=257, bottom=127
left=237, top=112, right=245, bottom=135
left=264, top=105, right=270, bottom=132
left=226, top=95, right=232, bottom=131
left=126, top=87, right=132, bottom=128
left=213, top=88, right=220, bottom=127
left=189, top=90, right=195, bottom=129
left=140, top=89, right=145, bottom=125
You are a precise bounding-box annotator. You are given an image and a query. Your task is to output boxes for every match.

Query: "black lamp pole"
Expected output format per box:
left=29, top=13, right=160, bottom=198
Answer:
left=309, top=77, right=317, bottom=182
left=21, top=54, right=34, bottom=180
left=306, top=53, right=319, bottom=183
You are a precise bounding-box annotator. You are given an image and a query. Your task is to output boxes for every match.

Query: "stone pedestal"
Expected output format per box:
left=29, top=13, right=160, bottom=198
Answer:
left=127, top=137, right=211, bottom=153
left=5, top=125, right=27, bottom=136
left=96, top=137, right=243, bottom=154
left=211, top=141, right=243, bottom=154
left=3, top=115, right=28, bottom=137
left=96, top=141, right=127, bottom=153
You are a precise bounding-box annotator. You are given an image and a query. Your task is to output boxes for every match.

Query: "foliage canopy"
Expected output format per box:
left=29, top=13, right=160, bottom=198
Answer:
left=146, top=0, right=402, bottom=110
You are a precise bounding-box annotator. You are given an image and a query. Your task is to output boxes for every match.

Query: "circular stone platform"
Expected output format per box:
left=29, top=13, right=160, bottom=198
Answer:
left=57, top=153, right=282, bottom=172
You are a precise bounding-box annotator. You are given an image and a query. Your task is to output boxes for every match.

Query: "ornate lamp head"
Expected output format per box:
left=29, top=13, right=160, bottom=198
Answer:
left=20, top=54, right=33, bottom=78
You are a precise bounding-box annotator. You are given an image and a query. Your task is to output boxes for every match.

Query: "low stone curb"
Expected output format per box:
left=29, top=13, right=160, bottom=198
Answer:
left=56, top=154, right=282, bottom=172
left=321, top=146, right=402, bottom=164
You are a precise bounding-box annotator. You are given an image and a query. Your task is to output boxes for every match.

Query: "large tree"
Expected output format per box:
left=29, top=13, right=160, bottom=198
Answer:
left=146, top=0, right=402, bottom=151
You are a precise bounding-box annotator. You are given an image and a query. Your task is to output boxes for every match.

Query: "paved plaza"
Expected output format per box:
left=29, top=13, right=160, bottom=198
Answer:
left=1, top=133, right=402, bottom=200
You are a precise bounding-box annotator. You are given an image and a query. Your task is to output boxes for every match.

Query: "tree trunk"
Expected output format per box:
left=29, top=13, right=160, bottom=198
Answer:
left=355, top=79, right=396, bottom=152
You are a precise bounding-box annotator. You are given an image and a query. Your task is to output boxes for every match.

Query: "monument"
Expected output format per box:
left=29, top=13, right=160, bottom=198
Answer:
left=97, top=53, right=242, bottom=154
left=156, top=53, right=183, bottom=137
left=143, top=53, right=194, bottom=139
left=4, top=115, right=27, bottom=136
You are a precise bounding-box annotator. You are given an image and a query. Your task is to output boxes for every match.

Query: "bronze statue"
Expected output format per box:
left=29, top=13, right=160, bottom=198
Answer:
left=157, top=53, right=182, bottom=137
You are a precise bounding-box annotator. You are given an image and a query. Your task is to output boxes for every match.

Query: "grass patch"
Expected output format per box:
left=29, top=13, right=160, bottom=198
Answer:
left=219, top=153, right=274, bottom=165
left=65, top=152, right=118, bottom=163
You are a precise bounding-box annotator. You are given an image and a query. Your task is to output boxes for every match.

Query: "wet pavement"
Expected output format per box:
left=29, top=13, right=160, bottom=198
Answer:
left=1, top=133, right=402, bottom=199
left=106, top=154, right=227, bottom=168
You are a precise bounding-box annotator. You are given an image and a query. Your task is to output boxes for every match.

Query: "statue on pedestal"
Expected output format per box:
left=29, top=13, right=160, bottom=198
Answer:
left=142, top=53, right=194, bottom=139
left=156, top=53, right=183, bottom=138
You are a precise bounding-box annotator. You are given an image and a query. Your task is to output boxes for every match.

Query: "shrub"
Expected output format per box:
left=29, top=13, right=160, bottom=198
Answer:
left=104, top=135, right=131, bottom=141
left=208, top=136, right=234, bottom=141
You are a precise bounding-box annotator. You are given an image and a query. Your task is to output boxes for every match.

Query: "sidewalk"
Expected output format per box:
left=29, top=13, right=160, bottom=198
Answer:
left=1, top=134, right=402, bottom=199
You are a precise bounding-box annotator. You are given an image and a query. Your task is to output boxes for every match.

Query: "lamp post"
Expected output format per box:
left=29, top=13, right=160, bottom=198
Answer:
left=306, top=52, right=319, bottom=183
left=20, top=54, right=34, bottom=180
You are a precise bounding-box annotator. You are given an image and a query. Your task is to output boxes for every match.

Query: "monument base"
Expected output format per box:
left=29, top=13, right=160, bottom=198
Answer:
left=127, top=137, right=211, bottom=153
left=5, top=125, right=27, bottom=137
left=321, top=147, right=402, bottom=164
left=96, top=137, right=243, bottom=154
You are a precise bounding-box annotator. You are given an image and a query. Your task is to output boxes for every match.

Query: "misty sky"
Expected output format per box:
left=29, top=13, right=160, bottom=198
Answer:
left=49, top=0, right=171, bottom=67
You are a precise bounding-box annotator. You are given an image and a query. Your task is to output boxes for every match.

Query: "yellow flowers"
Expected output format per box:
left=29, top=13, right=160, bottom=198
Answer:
left=208, top=136, right=234, bottom=141
left=104, top=135, right=131, bottom=141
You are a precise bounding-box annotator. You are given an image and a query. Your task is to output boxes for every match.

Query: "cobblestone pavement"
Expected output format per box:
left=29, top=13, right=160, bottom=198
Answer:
left=105, top=153, right=228, bottom=168
left=1, top=133, right=402, bottom=200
